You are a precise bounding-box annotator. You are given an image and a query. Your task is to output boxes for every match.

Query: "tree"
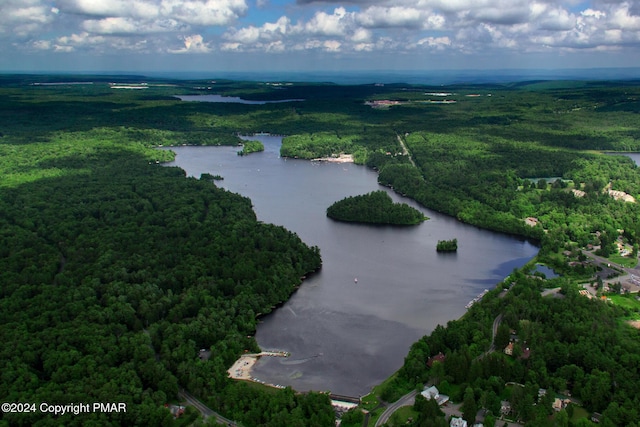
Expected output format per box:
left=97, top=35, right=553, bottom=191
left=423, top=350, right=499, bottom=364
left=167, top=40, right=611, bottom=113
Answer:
left=462, top=387, right=478, bottom=424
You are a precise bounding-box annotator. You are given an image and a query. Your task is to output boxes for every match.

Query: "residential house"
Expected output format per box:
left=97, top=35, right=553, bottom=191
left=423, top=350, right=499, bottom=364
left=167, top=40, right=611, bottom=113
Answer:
left=421, top=386, right=449, bottom=406
left=427, top=352, right=446, bottom=367
left=450, top=417, right=468, bottom=427
left=504, top=342, right=514, bottom=356
left=500, top=401, right=512, bottom=418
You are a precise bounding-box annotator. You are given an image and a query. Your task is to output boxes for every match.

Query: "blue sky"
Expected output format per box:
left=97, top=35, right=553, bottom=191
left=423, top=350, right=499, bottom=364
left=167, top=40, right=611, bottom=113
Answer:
left=2, top=0, right=640, bottom=73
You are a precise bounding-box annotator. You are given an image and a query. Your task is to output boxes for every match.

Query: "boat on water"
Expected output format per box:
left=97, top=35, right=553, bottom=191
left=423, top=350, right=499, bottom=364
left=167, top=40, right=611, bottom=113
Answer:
left=354, top=278, right=358, bottom=283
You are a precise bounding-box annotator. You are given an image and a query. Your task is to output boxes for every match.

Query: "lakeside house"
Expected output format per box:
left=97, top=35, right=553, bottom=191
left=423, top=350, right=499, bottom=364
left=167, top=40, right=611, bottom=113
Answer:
left=421, top=386, right=449, bottom=406
left=427, top=352, right=446, bottom=367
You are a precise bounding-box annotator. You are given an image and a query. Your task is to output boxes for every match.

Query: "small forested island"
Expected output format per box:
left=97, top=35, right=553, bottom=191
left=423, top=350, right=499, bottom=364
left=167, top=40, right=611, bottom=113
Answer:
left=237, top=140, right=264, bottom=156
left=326, top=190, right=427, bottom=225
left=436, top=238, right=458, bottom=252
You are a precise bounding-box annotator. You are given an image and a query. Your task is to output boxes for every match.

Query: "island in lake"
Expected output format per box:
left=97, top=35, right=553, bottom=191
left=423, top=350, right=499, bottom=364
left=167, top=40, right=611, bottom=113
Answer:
left=436, top=238, right=458, bottom=252
left=326, top=190, right=427, bottom=225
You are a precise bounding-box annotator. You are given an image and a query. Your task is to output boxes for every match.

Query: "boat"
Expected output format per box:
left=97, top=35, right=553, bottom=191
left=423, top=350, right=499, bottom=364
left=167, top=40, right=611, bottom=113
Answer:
left=354, top=278, right=358, bottom=283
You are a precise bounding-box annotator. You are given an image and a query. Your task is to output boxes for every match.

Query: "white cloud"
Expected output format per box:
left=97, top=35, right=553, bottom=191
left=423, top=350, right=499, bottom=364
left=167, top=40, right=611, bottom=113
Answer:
left=56, top=0, right=248, bottom=26
left=323, top=39, right=341, bottom=51
left=2, top=0, right=640, bottom=67
left=305, top=7, right=352, bottom=36
left=610, top=3, right=640, bottom=30
left=82, top=17, right=186, bottom=34
left=160, top=0, right=248, bottom=26
left=168, top=34, right=211, bottom=52
left=357, top=6, right=427, bottom=28
left=0, top=0, right=57, bottom=37
left=351, top=27, right=372, bottom=42
left=416, top=35, right=451, bottom=50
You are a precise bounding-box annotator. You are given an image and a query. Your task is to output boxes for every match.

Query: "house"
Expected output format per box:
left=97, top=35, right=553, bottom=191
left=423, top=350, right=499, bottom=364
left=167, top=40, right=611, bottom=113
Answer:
left=421, top=385, right=450, bottom=406
left=500, top=401, right=512, bottom=417
left=427, top=352, right=446, bottom=367
left=552, top=398, right=571, bottom=412
left=166, top=404, right=185, bottom=418
left=504, top=342, right=514, bottom=355
left=450, top=417, right=468, bottom=427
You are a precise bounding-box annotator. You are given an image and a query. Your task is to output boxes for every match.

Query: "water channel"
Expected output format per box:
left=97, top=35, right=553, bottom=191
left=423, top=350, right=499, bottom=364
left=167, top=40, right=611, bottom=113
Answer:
left=163, top=134, right=539, bottom=396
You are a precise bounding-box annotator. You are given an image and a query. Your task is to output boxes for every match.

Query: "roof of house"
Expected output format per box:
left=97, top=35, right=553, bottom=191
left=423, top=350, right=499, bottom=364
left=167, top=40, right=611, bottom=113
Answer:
left=450, top=417, right=468, bottom=427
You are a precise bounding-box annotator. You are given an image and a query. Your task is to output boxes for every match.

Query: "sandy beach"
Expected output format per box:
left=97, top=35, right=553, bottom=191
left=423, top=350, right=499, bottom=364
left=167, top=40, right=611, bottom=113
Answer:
left=311, top=154, right=354, bottom=163
left=227, top=351, right=289, bottom=382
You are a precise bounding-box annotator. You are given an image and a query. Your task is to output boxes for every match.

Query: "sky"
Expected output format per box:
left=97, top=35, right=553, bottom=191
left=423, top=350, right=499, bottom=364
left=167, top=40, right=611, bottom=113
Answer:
left=2, top=0, right=640, bottom=73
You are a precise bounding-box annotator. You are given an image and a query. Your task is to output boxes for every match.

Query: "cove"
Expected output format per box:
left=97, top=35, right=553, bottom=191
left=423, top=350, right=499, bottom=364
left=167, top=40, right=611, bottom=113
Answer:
left=162, top=135, right=538, bottom=397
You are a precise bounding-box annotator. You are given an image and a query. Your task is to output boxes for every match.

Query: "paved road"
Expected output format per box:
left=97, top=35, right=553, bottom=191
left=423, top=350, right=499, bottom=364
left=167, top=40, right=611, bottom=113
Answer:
left=375, top=390, right=417, bottom=427
left=179, top=389, right=239, bottom=426
left=475, top=313, right=503, bottom=361
left=582, top=249, right=640, bottom=275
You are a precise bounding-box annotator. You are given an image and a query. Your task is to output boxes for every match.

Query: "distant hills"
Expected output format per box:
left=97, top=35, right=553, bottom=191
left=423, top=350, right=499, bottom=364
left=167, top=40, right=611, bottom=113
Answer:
left=6, top=67, right=639, bottom=86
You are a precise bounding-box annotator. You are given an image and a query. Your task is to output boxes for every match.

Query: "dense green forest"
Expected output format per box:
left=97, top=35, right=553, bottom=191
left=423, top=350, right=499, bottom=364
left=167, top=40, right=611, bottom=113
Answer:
left=0, top=77, right=331, bottom=426
left=326, top=191, right=426, bottom=225
left=2, top=74, right=640, bottom=426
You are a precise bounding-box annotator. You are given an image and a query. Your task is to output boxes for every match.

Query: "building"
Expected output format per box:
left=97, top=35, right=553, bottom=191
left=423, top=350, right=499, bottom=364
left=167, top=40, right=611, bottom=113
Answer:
left=450, top=417, right=468, bottom=427
left=500, top=401, right=512, bottom=417
left=427, top=352, right=446, bottom=367
left=504, top=342, right=514, bottom=355
left=421, top=386, right=450, bottom=406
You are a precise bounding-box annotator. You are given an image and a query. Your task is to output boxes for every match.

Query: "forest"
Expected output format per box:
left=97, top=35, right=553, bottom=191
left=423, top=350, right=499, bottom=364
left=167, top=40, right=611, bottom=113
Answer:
left=0, top=77, right=331, bottom=426
left=1, top=74, right=640, bottom=426
left=237, top=139, right=264, bottom=156
left=326, top=191, right=426, bottom=225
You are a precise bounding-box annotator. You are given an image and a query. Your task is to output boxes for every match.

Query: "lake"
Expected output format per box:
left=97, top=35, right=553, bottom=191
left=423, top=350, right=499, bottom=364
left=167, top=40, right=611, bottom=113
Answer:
left=623, top=152, right=640, bottom=166
left=163, top=135, right=538, bottom=396
left=174, top=94, right=304, bottom=104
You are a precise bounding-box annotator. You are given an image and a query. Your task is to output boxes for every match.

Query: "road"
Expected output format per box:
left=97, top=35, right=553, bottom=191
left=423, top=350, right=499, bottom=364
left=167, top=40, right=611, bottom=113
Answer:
left=179, top=389, right=239, bottom=426
left=396, top=134, right=416, bottom=167
left=375, top=390, right=417, bottom=427
left=475, top=313, right=503, bottom=361
left=376, top=314, right=503, bottom=425
left=581, top=249, right=640, bottom=275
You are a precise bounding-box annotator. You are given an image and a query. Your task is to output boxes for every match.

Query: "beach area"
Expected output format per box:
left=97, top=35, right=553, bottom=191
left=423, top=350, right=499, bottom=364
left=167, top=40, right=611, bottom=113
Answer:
left=227, top=351, right=289, bottom=386
left=311, top=154, right=354, bottom=163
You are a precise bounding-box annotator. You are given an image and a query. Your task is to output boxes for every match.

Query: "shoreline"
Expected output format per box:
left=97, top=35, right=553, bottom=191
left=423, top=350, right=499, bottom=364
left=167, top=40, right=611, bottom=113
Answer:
left=311, top=154, right=354, bottom=163
left=227, top=351, right=289, bottom=387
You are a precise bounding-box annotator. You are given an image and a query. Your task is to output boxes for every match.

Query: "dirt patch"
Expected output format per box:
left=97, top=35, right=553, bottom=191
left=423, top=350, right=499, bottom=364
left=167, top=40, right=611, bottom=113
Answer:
left=627, top=320, right=640, bottom=329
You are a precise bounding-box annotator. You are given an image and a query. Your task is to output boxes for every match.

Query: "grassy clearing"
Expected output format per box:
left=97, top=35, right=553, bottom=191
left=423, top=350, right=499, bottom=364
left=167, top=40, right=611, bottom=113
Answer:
left=608, top=294, right=640, bottom=313
left=608, top=252, right=638, bottom=268
left=569, top=405, right=592, bottom=424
